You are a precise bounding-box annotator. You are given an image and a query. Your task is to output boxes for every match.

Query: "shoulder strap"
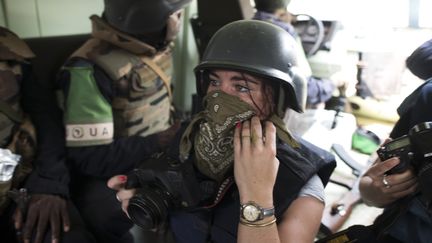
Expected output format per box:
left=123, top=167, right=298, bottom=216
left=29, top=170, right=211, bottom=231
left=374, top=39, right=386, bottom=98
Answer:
left=140, top=57, right=173, bottom=101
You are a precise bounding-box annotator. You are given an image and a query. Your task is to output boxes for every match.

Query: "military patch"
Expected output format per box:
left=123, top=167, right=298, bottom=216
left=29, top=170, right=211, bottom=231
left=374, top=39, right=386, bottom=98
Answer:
left=66, top=122, right=114, bottom=146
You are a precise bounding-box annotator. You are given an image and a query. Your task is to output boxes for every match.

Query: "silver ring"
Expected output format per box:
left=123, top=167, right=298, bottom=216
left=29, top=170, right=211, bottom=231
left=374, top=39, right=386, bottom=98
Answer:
left=382, top=175, right=391, bottom=188
left=116, top=194, right=122, bottom=202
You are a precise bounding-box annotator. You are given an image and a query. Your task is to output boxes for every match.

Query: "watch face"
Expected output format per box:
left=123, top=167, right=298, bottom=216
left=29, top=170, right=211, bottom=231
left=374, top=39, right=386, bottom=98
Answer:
left=243, top=204, right=261, bottom=221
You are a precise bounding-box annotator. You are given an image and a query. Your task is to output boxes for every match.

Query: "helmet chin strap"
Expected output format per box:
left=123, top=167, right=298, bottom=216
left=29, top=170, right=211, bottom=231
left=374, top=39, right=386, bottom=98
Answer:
left=165, top=10, right=183, bottom=44
left=277, top=83, right=286, bottom=118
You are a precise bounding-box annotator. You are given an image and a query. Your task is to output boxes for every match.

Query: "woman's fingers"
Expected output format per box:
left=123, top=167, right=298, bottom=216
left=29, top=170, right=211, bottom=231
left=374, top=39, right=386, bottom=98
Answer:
left=234, top=121, right=242, bottom=152
left=107, top=175, right=128, bottom=190
left=250, top=116, right=263, bottom=146
left=263, top=121, right=276, bottom=151
left=241, top=120, right=251, bottom=149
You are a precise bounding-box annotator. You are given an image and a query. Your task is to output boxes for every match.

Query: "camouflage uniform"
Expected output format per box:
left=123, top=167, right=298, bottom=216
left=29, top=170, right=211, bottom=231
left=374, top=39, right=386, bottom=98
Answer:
left=0, top=27, right=36, bottom=215
left=55, top=15, right=177, bottom=243
left=59, top=15, right=173, bottom=147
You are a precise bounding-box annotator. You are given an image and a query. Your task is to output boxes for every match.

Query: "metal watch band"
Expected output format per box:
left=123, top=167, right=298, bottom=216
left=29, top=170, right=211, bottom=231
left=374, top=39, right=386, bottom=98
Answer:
left=262, top=206, right=275, bottom=218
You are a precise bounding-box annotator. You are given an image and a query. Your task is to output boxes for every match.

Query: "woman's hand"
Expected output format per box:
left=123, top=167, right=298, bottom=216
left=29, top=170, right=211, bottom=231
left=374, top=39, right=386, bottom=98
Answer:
left=107, top=175, right=136, bottom=218
left=234, top=116, right=279, bottom=207
left=359, top=157, right=418, bottom=208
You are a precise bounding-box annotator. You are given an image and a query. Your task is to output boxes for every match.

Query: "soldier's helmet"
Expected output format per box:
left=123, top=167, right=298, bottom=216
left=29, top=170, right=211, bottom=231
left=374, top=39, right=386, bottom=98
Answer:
left=103, top=0, right=192, bottom=35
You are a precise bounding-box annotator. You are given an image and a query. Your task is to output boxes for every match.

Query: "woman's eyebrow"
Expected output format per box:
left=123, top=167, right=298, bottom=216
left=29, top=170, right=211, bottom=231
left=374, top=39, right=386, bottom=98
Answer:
left=209, top=71, right=219, bottom=79
left=231, top=75, right=259, bottom=85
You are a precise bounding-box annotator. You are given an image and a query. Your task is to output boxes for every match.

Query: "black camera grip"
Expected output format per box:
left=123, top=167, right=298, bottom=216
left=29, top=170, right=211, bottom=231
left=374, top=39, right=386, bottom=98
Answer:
left=125, top=169, right=158, bottom=189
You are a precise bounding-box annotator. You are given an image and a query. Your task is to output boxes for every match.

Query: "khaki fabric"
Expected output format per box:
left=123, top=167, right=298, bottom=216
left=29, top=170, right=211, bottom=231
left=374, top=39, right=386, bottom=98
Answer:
left=0, top=27, right=35, bottom=62
left=66, top=15, right=174, bottom=141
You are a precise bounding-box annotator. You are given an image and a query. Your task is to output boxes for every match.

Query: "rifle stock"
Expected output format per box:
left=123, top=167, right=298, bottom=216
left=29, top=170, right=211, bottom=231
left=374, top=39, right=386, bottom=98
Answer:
left=321, top=183, right=362, bottom=234
left=321, top=143, right=369, bottom=235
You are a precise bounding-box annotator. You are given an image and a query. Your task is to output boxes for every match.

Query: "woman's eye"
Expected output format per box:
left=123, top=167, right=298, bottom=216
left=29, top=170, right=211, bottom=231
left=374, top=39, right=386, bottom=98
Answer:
left=236, top=85, right=250, bottom=92
left=209, top=79, right=220, bottom=86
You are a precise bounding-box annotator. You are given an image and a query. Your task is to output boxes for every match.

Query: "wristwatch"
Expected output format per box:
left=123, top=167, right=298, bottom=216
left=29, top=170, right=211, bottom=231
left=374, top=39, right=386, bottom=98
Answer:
left=240, top=201, right=275, bottom=222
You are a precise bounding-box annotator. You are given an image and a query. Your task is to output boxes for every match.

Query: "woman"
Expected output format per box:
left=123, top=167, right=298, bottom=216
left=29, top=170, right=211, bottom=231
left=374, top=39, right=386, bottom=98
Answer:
left=109, top=20, right=335, bottom=243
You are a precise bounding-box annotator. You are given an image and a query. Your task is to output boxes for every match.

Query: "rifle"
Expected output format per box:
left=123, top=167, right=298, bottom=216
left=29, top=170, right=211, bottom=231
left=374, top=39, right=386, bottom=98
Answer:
left=320, top=177, right=362, bottom=235
left=320, top=143, right=369, bottom=236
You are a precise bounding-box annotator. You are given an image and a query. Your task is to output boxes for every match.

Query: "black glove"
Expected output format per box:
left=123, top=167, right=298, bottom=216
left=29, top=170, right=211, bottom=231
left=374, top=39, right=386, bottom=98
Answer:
left=14, top=194, right=70, bottom=243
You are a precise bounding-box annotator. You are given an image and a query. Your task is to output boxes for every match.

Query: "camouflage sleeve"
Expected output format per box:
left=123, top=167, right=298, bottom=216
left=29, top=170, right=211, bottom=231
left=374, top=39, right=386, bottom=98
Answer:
left=60, top=61, right=114, bottom=147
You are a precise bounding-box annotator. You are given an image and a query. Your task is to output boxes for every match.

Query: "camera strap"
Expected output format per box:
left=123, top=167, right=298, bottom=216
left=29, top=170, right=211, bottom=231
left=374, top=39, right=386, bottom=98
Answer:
left=202, top=176, right=234, bottom=209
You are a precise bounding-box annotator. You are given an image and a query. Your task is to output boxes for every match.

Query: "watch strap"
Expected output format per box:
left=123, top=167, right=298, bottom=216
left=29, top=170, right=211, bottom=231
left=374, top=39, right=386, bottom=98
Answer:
left=262, top=206, right=275, bottom=218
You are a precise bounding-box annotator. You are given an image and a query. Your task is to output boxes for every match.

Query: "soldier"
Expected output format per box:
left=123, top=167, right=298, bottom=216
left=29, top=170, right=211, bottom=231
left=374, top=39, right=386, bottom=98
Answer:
left=52, top=0, right=191, bottom=242
left=0, top=27, right=96, bottom=243
left=0, top=26, right=37, bottom=242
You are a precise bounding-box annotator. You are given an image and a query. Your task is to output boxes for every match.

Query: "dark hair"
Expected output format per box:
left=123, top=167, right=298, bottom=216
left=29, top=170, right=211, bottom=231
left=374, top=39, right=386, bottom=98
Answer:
left=253, top=0, right=291, bottom=13
left=201, top=69, right=276, bottom=118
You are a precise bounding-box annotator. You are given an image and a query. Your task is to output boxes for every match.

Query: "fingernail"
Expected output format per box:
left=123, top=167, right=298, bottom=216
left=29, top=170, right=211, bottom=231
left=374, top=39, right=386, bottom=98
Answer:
left=236, top=122, right=241, bottom=128
left=119, top=175, right=127, bottom=182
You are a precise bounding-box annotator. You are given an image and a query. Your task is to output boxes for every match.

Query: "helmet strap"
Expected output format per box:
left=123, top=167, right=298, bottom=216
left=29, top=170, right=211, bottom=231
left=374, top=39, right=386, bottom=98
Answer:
left=277, top=83, right=285, bottom=117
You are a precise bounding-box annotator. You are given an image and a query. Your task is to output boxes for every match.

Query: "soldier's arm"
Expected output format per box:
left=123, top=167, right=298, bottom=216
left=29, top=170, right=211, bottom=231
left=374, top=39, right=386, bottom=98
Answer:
left=58, top=59, right=161, bottom=177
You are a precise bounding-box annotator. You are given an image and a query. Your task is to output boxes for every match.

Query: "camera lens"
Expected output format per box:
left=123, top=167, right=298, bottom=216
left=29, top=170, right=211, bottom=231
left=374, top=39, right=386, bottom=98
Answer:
left=127, top=187, right=170, bottom=229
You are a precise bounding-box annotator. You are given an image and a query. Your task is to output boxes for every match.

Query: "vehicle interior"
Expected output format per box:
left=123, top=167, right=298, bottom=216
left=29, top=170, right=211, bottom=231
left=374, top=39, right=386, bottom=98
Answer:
left=1, top=0, right=431, bottom=242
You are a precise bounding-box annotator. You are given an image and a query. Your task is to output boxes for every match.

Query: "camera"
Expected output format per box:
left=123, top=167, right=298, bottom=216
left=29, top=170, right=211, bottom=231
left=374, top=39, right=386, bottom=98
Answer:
left=125, top=152, right=216, bottom=230
left=377, top=121, right=432, bottom=174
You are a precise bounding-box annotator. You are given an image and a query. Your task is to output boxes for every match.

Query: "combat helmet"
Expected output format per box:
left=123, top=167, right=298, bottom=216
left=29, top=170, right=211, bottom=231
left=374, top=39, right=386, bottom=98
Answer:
left=194, top=20, right=302, bottom=113
left=0, top=27, right=35, bottom=62
left=103, top=0, right=192, bottom=35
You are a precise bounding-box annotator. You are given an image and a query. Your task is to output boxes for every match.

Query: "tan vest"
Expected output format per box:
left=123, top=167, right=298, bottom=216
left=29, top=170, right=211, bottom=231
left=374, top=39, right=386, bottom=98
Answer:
left=71, top=39, right=173, bottom=138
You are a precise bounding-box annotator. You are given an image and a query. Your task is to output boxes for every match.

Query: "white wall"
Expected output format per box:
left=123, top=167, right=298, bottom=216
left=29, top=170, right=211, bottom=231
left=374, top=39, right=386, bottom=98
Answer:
left=3, top=0, right=103, bottom=38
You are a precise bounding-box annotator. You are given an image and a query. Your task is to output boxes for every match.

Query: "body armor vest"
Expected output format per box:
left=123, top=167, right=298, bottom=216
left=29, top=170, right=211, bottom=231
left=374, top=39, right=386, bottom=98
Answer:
left=209, top=140, right=336, bottom=243
left=70, top=38, right=173, bottom=138
left=167, top=129, right=336, bottom=243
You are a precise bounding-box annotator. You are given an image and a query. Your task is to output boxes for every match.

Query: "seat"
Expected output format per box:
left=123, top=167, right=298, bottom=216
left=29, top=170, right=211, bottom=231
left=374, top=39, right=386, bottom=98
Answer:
left=190, top=0, right=254, bottom=58
left=25, top=34, right=90, bottom=88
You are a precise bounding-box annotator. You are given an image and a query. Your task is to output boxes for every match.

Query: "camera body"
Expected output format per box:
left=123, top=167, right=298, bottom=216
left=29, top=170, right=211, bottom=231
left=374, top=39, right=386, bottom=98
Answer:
left=125, top=152, right=210, bottom=229
left=377, top=121, right=432, bottom=174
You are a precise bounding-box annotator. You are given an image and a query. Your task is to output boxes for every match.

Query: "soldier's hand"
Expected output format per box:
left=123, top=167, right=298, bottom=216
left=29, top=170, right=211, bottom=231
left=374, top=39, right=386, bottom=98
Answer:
left=14, top=194, right=70, bottom=243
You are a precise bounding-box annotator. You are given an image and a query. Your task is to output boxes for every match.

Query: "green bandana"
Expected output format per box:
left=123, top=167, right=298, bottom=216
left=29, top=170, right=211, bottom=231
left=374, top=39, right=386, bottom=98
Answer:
left=179, top=91, right=299, bottom=181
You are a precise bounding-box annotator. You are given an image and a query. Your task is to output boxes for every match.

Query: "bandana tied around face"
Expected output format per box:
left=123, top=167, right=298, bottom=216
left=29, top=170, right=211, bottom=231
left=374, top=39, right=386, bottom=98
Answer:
left=180, top=91, right=299, bottom=181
